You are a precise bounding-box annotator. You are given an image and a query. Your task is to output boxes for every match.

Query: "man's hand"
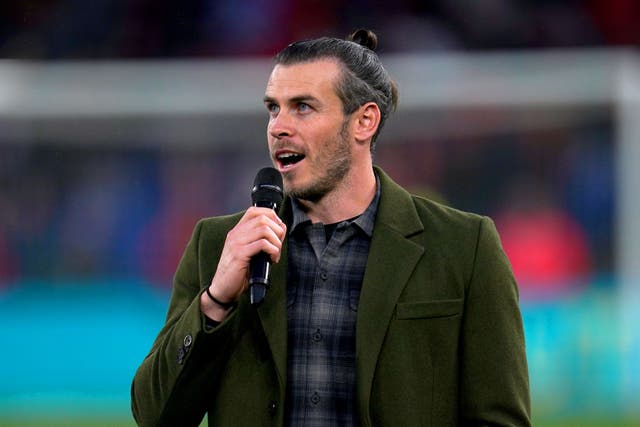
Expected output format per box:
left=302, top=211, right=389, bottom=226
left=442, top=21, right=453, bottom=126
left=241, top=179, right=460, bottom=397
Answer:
left=200, top=207, right=286, bottom=321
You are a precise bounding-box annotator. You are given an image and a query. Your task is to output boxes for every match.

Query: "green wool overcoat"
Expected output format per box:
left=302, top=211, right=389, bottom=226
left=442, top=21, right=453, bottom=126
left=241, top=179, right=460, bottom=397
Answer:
left=131, top=167, right=531, bottom=426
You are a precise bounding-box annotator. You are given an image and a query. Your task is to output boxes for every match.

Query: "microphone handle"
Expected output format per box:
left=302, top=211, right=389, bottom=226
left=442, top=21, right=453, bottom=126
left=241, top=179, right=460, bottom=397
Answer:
left=249, top=252, right=270, bottom=305
left=249, top=200, right=278, bottom=306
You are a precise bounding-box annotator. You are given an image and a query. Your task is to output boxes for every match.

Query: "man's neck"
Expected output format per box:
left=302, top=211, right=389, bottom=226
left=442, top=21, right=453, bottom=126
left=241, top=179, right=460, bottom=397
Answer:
left=297, top=166, right=376, bottom=224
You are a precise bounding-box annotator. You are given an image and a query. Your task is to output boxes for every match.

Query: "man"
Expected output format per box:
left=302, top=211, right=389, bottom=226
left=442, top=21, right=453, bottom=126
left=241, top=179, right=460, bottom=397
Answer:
left=131, top=29, right=531, bottom=426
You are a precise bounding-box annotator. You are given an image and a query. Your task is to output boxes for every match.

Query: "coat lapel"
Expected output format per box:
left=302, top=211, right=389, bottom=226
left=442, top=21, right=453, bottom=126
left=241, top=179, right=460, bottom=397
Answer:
left=255, top=201, right=292, bottom=399
left=356, top=168, right=425, bottom=424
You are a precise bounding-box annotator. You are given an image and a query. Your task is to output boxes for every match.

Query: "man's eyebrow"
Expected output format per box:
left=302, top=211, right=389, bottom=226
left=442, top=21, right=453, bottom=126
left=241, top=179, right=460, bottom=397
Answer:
left=263, top=94, right=320, bottom=104
left=290, top=95, right=319, bottom=104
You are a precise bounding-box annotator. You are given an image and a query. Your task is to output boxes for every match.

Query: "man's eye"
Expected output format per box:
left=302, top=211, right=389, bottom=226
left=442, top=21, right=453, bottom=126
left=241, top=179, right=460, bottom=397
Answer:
left=297, top=103, right=311, bottom=112
left=266, top=103, right=279, bottom=114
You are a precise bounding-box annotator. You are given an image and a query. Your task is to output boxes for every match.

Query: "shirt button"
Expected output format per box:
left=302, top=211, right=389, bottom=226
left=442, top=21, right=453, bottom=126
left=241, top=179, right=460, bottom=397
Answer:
left=320, top=271, right=328, bottom=280
left=312, top=329, right=322, bottom=342
left=310, top=392, right=320, bottom=405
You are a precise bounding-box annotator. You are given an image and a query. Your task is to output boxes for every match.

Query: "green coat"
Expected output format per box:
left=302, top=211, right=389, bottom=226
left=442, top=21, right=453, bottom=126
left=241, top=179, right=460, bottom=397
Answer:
left=131, top=167, right=531, bottom=426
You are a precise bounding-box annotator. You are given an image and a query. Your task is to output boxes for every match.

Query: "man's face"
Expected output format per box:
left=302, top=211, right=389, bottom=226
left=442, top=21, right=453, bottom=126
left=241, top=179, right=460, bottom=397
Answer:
left=264, top=59, right=352, bottom=202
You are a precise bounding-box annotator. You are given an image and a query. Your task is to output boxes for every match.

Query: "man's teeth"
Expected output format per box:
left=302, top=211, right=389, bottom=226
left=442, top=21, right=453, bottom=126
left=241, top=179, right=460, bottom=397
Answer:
left=278, top=153, right=304, bottom=165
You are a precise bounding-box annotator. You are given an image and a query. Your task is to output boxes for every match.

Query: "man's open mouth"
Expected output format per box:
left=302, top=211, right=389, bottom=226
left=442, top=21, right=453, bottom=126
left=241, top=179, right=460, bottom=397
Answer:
left=277, top=152, right=305, bottom=169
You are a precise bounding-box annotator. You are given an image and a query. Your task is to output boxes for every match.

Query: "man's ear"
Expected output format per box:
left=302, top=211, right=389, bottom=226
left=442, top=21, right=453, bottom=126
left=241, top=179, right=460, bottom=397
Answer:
left=352, top=102, right=381, bottom=144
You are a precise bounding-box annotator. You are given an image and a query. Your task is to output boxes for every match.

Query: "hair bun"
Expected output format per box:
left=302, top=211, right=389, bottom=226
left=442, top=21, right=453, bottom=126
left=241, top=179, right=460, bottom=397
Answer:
left=348, top=29, right=378, bottom=51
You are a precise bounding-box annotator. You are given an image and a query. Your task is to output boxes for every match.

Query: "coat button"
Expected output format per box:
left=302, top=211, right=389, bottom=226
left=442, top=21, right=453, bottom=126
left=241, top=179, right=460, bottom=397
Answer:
left=183, top=334, right=193, bottom=348
left=268, top=400, right=277, bottom=416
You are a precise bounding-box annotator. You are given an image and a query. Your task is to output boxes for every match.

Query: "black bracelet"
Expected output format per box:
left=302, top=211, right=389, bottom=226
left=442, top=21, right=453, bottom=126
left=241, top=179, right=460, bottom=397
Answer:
left=205, top=287, right=237, bottom=310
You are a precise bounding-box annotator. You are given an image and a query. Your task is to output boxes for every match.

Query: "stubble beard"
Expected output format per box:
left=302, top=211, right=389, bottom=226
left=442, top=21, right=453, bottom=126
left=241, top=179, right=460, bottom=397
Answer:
left=285, top=120, right=352, bottom=203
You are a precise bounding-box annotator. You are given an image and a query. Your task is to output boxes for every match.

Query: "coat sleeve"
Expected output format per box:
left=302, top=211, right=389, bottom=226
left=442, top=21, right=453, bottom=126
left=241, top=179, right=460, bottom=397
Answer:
left=130, top=219, right=243, bottom=427
left=459, top=216, right=531, bottom=426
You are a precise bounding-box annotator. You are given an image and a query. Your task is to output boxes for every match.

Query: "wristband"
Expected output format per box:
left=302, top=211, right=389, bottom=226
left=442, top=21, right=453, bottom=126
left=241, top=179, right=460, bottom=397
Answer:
left=205, top=287, right=237, bottom=310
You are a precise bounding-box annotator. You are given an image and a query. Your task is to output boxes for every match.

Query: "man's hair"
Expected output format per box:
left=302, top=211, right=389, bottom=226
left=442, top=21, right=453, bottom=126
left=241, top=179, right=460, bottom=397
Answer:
left=274, top=29, right=398, bottom=153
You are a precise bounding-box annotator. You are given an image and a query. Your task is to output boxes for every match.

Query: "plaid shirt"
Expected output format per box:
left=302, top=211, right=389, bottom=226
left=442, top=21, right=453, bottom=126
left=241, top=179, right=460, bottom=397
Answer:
left=284, top=179, right=380, bottom=427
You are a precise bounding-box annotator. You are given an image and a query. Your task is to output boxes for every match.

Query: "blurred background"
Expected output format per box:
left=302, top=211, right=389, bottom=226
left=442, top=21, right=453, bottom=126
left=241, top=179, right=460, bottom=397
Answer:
left=0, top=1, right=639, bottom=426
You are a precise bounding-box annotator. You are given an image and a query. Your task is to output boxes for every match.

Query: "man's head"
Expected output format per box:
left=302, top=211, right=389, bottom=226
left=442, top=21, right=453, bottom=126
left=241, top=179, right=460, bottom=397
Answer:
left=264, top=30, right=397, bottom=203
left=273, top=29, right=398, bottom=153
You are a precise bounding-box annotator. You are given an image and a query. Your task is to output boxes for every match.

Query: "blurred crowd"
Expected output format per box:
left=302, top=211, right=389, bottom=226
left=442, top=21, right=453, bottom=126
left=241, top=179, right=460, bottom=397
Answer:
left=0, top=0, right=637, bottom=59
left=0, top=120, right=613, bottom=296
left=0, top=145, right=265, bottom=286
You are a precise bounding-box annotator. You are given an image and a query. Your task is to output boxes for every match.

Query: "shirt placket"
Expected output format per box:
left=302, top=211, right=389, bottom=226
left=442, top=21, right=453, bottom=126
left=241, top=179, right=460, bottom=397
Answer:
left=305, top=223, right=328, bottom=416
left=305, top=224, right=356, bottom=419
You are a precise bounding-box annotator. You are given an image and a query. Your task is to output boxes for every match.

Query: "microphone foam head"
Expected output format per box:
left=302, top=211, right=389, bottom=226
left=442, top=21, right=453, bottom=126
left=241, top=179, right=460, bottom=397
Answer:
left=251, top=167, right=284, bottom=208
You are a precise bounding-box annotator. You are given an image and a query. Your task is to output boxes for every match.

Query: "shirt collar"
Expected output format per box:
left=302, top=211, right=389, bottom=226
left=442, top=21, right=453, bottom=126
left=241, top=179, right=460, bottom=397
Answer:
left=289, top=172, right=381, bottom=238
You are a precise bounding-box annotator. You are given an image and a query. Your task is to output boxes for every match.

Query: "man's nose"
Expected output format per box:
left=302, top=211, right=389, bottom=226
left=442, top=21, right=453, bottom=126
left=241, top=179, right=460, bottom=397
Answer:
left=268, top=112, right=294, bottom=139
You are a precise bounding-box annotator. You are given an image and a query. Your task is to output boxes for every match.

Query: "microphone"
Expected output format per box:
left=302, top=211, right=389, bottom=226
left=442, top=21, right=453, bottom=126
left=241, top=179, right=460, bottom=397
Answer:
left=249, top=167, right=284, bottom=306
